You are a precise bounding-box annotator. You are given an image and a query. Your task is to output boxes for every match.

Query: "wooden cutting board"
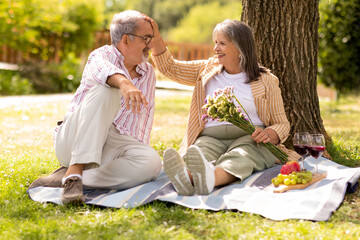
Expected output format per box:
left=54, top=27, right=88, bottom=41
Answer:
left=273, top=172, right=327, bottom=193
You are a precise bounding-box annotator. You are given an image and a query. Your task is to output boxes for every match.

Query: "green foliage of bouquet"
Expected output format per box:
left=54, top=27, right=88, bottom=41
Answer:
left=202, top=86, right=288, bottom=164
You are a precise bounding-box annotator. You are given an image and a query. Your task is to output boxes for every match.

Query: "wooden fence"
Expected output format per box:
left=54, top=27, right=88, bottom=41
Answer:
left=0, top=30, right=214, bottom=66
left=0, top=45, right=27, bottom=65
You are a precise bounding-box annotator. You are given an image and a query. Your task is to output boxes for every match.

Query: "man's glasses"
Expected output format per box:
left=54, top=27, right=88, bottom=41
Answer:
left=126, top=33, right=153, bottom=45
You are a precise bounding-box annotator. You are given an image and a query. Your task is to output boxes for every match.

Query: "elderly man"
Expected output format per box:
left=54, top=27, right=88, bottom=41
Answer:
left=29, top=10, right=161, bottom=204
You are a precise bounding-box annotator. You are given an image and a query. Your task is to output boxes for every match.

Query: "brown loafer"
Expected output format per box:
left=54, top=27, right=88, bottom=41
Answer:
left=29, top=166, right=68, bottom=189
left=61, top=176, right=85, bottom=205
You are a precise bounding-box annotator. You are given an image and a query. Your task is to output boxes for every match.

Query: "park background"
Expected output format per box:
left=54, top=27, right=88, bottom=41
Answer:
left=1, top=0, right=360, bottom=239
left=1, top=0, right=358, bottom=98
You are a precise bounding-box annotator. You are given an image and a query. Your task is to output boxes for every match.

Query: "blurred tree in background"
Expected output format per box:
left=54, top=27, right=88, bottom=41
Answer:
left=0, top=0, right=103, bottom=94
left=0, top=0, right=103, bottom=61
left=103, top=0, right=127, bottom=28
left=318, top=0, right=360, bottom=96
left=126, top=0, right=212, bottom=36
left=167, top=1, right=242, bottom=44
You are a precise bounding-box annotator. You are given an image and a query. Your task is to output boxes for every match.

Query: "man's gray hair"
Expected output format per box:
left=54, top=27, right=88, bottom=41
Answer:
left=110, top=10, right=143, bottom=46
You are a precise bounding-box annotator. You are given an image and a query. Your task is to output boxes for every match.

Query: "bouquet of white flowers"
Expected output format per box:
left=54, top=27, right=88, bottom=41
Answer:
left=202, top=86, right=288, bottom=164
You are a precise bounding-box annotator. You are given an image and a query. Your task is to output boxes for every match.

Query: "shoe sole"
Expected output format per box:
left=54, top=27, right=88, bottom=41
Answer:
left=186, top=146, right=211, bottom=195
left=62, top=195, right=85, bottom=205
left=163, top=149, right=194, bottom=196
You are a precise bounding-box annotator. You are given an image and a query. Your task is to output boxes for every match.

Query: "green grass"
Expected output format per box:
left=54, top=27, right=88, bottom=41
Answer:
left=320, top=96, right=360, bottom=167
left=1, top=92, right=359, bottom=239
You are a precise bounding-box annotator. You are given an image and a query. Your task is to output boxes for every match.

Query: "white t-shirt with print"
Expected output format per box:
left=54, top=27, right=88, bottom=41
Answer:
left=204, top=70, right=263, bottom=128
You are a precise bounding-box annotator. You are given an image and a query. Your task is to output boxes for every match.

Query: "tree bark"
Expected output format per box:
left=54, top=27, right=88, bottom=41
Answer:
left=241, top=0, right=332, bottom=157
left=241, top=0, right=331, bottom=158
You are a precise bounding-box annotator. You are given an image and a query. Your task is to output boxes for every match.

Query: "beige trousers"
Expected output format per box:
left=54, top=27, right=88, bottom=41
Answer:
left=187, top=125, right=276, bottom=182
left=55, top=85, right=161, bottom=190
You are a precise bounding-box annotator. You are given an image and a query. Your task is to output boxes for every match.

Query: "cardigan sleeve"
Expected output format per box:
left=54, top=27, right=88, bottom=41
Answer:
left=264, top=74, right=290, bottom=144
left=152, top=49, right=209, bottom=86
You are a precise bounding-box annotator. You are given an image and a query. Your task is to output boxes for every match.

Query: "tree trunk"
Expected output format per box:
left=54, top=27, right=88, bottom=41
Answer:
left=241, top=0, right=332, bottom=158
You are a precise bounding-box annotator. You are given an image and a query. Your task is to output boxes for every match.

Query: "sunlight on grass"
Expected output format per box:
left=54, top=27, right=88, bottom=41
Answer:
left=320, top=96, right=360, bottom=167
left=0, top=92, right=359, bottom=239
left=151, top=93, right=191, bottom=155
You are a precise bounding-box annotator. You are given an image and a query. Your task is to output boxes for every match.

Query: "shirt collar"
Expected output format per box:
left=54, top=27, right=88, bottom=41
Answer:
left=111, top=44, right=124, bottom=61
left=136, top=62, right=147, bottom=74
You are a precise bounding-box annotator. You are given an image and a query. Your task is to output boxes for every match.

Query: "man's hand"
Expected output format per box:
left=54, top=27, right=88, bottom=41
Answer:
left=107, top=74, right=148, bottom=113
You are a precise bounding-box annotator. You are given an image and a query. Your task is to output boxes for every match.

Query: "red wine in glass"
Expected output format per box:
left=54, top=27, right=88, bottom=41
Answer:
left=309, top=134, right=325, bottom=173
left=293, top=132, right=310, bottom=169
left=294, top=144, right=308, bottom=156
left=308, top=146, right=325, bottom=159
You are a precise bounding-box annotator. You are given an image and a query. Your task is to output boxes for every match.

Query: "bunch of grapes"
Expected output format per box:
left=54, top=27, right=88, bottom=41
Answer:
left=271, top=170, right=313, bottom=187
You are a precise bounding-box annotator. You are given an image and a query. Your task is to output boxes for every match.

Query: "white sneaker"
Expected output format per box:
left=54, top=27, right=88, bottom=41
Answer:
left=163, top=148, right=194, bottom=196
left=186, top=145, right=215, bottom=195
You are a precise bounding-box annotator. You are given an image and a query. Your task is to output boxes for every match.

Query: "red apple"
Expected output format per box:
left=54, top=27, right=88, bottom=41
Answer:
left=280, top=161, right=301, bottom=175
left=288, top=161, right=301, bottom=172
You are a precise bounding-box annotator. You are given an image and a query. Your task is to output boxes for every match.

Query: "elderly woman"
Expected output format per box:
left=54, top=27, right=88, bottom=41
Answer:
left=149, top=18, right=300, bottom=196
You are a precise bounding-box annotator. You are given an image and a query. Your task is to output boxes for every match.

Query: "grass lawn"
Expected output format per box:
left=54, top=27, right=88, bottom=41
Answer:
left=0, top=90, right=359, bottom=239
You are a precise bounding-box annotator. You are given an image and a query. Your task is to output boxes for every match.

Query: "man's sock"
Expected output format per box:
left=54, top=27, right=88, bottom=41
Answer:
left=62, top=174, right=83, bottom=186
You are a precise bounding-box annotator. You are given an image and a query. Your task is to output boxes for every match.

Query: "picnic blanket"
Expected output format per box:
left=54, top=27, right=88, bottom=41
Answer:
left=28, top=156, right=360, bottom=222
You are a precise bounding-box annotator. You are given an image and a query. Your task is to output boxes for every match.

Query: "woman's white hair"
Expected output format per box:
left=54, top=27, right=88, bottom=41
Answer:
left=213, top=19, right=268, bottom=83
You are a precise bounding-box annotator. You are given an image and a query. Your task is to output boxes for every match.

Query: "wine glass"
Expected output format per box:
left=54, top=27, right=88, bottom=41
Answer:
left=308, top=134, right=325, bottom=174
left=293, top=132, right=311, bottom=170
